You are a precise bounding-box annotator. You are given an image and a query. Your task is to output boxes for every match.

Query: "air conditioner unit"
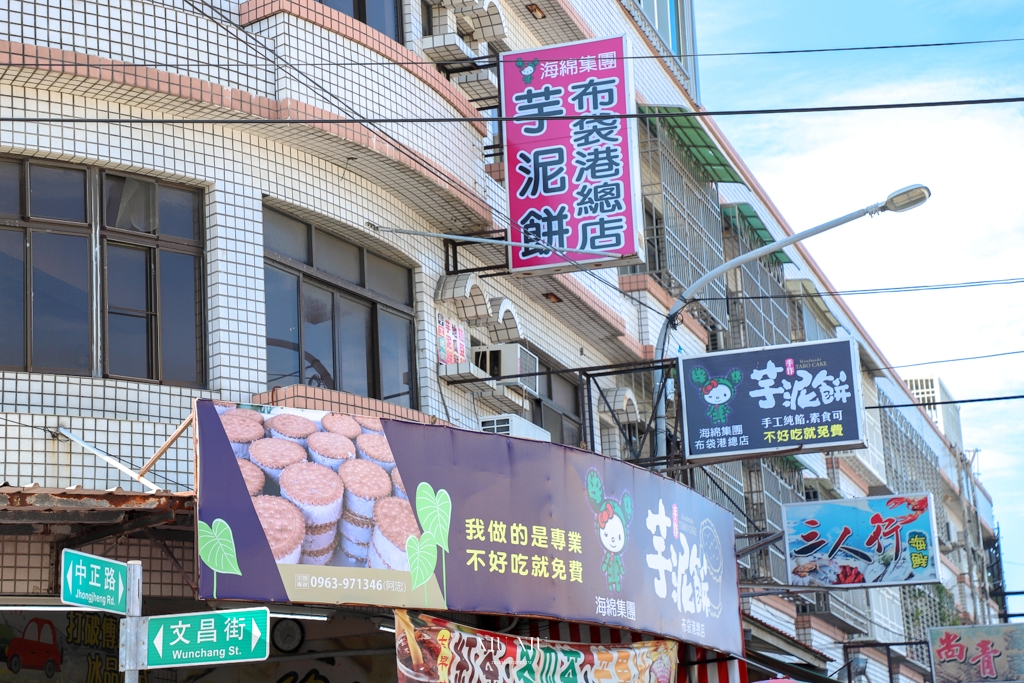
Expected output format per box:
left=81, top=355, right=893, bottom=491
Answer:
left=473, top=343, right=540, bottom=396
left=480, top=414, right=551, bottom=442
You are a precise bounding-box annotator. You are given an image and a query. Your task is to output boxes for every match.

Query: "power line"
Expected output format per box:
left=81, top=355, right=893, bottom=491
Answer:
left=0, top=415, right=58, bottom=437
left=6, top=94, right=1024, bottom=126
left=5, top=5, right=1019, bottom=305
left=877, top=349, right=1024, bottom=371
left=171, top=0, right=506, bottom=252
left=2, top=6, right=1016, bottom=325
left=867, top=394, right=1024, bottom=409
left=678, top=36, right=1024, bottom=58
left=469, top=250, right=1024, bottom=379
left=11, top=36, right=1023, bottom=70
left=14, top=2, right=1015, bottom=388
left=691, top=276, right=1024, bottom=303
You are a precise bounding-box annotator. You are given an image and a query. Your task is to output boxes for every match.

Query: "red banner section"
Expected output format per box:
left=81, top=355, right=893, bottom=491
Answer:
left=394, top=610, right=678, bottom=683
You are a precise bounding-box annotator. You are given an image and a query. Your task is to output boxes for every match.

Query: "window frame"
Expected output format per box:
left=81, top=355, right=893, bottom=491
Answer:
left=320, top=0, right=404, bottom=43
left=530, top=364, right=583, bottom=447
left=2, top=224, right=96, bottom=375
left=0, top=157, right=207, bottom=385
left=263, top=208, right=417, bottom=407
left=25, top=159, right=92, bottom=226
left=0, top=157, right=95, bottom=375
left=100, top=170, right=207, bottom=387
left=421, top=0, right=433, bottom=37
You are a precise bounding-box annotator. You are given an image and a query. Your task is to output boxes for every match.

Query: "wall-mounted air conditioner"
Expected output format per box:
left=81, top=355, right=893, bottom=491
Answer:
left=473, top=343, right=540, bottom=396
left=480, top=414, right=551, bottom=442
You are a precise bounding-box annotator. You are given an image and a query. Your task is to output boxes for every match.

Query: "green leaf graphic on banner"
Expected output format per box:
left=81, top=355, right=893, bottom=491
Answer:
left=415, top=482, right=452, bottom=601
left=198, top=518, right=242, bottom=599
left=406, top=532, right=437, bottom=607
left=415, top=482, right=436, bottom=533
left=417, top=483, right=452, bottom=552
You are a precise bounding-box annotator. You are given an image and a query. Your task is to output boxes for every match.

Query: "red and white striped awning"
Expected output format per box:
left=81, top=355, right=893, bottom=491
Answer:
left=680, top=643, right=749, bottom=683
left=503, top=618, right=748, bottom=683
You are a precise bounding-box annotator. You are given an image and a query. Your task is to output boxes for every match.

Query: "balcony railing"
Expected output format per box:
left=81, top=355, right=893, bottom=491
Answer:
left=797, top=590, right=869, bottom=634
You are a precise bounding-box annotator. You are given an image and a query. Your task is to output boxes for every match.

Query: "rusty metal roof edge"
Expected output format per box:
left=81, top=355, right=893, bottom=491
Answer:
left=0, top=486, right=195, bottom=510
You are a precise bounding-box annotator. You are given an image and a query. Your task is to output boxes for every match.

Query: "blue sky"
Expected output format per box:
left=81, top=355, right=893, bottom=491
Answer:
left=693, top=1, right=1024, bottom=619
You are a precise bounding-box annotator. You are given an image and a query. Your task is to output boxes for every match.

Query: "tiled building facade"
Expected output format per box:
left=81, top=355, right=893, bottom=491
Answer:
left=0, top=0, right=1002, bottom=681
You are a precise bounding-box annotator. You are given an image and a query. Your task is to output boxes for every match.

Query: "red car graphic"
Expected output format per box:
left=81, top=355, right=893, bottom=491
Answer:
left=5, top=618, right=62, bottom=678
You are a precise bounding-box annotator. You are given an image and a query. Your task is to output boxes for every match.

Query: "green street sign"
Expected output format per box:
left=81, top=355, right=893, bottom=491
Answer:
left=143, top=607, right=270, bottom=669
left=60, top=548, right=128, bottom=614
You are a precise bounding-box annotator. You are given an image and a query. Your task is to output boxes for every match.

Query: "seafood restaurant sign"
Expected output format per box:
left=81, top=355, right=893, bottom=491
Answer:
left=195, top=400, right=742, bottom=655
left=782, top=494, right=940, bottom=588
left=681, top=338, right=865, bottom=461
left=500, top=36, right=645, bottom=275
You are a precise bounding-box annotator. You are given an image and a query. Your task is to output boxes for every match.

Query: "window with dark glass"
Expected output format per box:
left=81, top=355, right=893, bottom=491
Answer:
left=421, top=0, right=433, bottom=37
left=263, top=207, right=416, bottom=408
left=319, top=0, right=403, bottom=43
left=531, top=363, right=582, bottom=447
left=101, top=173, right=204, bottom=385
left=0, top=159, right=204, bottom=383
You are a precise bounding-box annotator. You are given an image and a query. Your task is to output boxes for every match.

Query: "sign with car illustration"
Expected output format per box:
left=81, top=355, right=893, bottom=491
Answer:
left=196, top=399, right=742, bottom=654
left=5, top=618, right=61, bottom=678
left=782, top=494, right=940, bottom=587
left=0, top=610, right=124, bottom=682
left=681, top=338, right=865, bottom=460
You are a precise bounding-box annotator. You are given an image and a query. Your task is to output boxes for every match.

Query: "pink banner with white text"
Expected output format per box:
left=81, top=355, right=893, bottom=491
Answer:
left=500, top=36, right=645, bottom=275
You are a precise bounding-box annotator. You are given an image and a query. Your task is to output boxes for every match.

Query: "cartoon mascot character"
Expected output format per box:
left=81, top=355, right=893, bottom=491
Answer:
left=690, top=366, right=743, bottom=426
left=586, top=469, right=632, bottom=593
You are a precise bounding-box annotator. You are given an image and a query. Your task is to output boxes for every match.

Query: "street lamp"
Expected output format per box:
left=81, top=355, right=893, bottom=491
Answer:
left=652, top=185, right=931, bottom=459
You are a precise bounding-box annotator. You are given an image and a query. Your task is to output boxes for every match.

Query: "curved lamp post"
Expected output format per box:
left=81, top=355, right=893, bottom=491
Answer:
left=652, top=185, right=931, bottom=460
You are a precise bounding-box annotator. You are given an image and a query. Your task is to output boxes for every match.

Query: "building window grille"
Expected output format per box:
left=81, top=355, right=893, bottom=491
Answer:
left=788, top=291, right=835, bottom=343
left=0, top=157, right=205, bottom=386
left=621, top=118, right=728, bottom=332
left=721, top=205, right=790, bottom=349
left=263, top=207, right=416, bottom=409
left=741, top=457, right=804, bottom=584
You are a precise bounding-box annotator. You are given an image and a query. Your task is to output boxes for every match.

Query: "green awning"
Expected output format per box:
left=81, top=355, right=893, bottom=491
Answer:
left=723, top=202, right=792, bottom=264
left=639, top=105, right=746, bottom=184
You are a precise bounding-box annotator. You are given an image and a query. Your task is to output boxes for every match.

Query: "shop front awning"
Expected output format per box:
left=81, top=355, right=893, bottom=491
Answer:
left=640, top=105, right=746, bottom=184
left=787, top=278, right=841, bottom=327
left=722, top=202, right=793, bottom=264
left=743, top=613, right=831, bottom=670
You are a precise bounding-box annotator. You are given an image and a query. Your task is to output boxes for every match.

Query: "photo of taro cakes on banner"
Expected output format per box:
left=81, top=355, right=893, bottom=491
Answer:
left=196, top=400, right=441, bottom=609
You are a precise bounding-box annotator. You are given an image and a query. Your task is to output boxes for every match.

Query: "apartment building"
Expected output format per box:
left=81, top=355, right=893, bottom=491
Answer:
left=0, top=0, right=1000, bottom=680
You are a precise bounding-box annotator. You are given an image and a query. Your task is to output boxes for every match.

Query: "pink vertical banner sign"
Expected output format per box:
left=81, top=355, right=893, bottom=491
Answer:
left=501, top=36, right=645, bottom=275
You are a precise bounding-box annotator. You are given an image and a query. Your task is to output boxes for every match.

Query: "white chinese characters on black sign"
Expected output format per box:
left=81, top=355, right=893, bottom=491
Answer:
left=681, top=339, right=863, bottom=458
